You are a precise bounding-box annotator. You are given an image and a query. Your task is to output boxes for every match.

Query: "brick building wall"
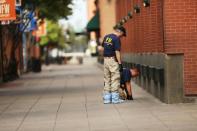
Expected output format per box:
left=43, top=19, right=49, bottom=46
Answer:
left=163, top=0, right=197, bottom=95
left=99, top=0, right=116, bottom=38
left=116, top=0, right=164, bottom=53
left=115, top=0, right=197, bottom=96
left=87, top=0, right=97, bottom=21
left=87, top=0, right=97, bottom=40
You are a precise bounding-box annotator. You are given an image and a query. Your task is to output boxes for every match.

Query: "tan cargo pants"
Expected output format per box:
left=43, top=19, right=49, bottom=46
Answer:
left=104, top=57, right=120, bottom=92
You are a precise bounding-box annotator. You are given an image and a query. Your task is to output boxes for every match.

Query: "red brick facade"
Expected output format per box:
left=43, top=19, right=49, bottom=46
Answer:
left=116, top=0, right=164, bottom=53
left=116, top=0, right=197, bottom=95
left=163, top=0, right=197, bottom=95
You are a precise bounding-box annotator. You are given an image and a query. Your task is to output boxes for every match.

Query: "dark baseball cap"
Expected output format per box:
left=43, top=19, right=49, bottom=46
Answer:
left=114, top=25, right=127, bottom=37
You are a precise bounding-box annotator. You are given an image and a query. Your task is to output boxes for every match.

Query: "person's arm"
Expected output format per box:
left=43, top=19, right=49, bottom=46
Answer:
left=115, top=50, right=123, bottom=72
left=115, top=50, right=121, bottom=64
left=98, top=44, right=104, bottom=52
left=114, top=37, right=123, bottom=71
left=125, top=81, right=132, bottom=96
left=98, top=37, right=106, bottom=54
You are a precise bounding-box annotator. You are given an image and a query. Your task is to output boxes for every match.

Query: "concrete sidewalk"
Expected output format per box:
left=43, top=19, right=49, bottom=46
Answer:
left=0, top=59, right=197, bottom=131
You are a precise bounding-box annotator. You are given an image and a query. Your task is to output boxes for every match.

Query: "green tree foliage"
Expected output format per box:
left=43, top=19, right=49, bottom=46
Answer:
left=22, top=0, right=72, bottom=21
left=40, top=20, right=65, bottom=48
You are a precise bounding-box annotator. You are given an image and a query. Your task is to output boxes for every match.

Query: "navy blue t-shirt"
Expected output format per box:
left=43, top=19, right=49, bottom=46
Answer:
left=121, top=68, right=132, bottom=85
left=102, top=34, right=121, bottom=57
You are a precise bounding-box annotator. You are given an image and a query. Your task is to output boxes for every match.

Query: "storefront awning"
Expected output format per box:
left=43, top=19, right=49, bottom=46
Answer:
left=87, top=12, right=100, bottom=32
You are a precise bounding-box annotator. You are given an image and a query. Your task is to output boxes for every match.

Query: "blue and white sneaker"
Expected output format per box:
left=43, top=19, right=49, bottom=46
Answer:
left=112, top=92, right=124, bottom=104
left=103, top=92, right=111, bottom=104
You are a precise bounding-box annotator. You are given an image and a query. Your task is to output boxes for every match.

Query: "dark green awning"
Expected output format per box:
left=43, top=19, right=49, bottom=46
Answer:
left=87, top=11, right=100, bottom=31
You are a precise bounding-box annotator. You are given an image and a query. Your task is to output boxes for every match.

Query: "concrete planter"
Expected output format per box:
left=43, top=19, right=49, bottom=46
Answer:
left=122, top=53, right=195, bottom=104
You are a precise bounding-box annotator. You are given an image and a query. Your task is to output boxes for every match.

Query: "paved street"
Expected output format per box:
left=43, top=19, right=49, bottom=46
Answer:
left=0, top=58, right=197, bottom=131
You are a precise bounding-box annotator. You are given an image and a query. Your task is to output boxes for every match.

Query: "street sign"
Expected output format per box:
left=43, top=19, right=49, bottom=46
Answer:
left=0, top=0, right=16, bottom=21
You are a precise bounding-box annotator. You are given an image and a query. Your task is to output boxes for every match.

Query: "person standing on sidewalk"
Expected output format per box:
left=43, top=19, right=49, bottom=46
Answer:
left=102, top=26, right=126, bottom=104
